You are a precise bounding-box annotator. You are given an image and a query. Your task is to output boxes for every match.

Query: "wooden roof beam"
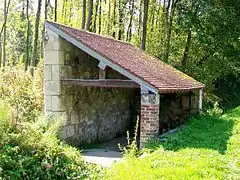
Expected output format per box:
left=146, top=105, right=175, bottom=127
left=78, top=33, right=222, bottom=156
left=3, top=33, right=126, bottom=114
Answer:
left=61, top=79, right=140, bottom=88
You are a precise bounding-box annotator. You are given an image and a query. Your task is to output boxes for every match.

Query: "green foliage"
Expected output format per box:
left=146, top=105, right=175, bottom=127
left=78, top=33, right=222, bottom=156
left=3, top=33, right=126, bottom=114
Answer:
left=0, top=104, right=10, bottom=139
left=1, top=0, right=239, bottom=107
left=0, top=106, right=96, bottom=179
left=206, top=101, right=223, bottom=117
left=118, top=117, right=139, bottom=158
left=106, top=106, right=240, bottom=179
left=0, top=66, right=43, bottom=122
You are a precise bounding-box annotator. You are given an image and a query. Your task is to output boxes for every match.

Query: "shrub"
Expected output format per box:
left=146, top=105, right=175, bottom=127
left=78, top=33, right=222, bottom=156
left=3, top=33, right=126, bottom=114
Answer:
left=0, top=66, right=43, bottom=122
left=0, top=106, right=96, bottom=179
left=207, top=101, right=223, bottom=117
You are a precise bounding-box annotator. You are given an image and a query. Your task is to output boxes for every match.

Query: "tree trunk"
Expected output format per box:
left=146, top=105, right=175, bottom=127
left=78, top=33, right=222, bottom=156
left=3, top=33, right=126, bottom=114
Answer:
left=107, top=0, right=111, bottom=35
left=40, top=0, right=48, bottom=59
left=181, top=30, right=192, bottom=67
left=0, top=0, right=10, bottom=67
left=62, top=0, right=65, bottom=20
left=54, top=0, right=57, bottom=21
left=93, top=0, right=99, bottom=33
left=140, top=0, right=149, bottom=50
left=118, top=0, right=124, bottom=40
left=150, top=0, right=155, bottom=32
left=112, top=0, right=116, bottom=38
left=164, top=0, right=178, bottom=62
left=2, top=0, right=8, bottom=67
left=98, top=0, right=102, bottom=34
left=0, top=41, right=2, bottom=68
left=68, top=0, right=73, bottom=25
left=25, top=0, right=30, bottom=71
left=31, top=0, right=42, bottom=68
left=82, top=0, right=86, bottom=29
left=126, top=0, right=134, bottom=42
left=45, top=0, right=48, bottom=20
left=138, top=0, right=142, bottom=40
left=86, top=0, right=93, bottom=31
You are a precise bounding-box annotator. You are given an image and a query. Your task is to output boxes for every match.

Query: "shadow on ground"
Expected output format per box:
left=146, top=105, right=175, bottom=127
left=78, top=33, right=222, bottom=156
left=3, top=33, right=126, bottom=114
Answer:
left=147, top=113, right=236, bottom=154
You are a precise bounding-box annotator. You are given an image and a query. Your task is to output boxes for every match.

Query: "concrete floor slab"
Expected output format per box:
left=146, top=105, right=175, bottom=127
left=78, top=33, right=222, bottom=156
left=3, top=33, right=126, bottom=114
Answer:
left=82, top=149, right=122, bottom=168
left=82, top=136, right=128, bottom=167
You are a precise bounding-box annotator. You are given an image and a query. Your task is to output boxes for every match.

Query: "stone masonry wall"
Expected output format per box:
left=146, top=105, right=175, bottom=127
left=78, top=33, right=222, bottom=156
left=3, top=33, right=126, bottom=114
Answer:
left=44, top=30, right=136, bottom=145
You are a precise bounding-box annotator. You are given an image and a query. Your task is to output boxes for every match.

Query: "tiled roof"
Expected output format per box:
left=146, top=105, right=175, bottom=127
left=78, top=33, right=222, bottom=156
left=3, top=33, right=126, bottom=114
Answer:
left=46, top=21, right=204, bottom=93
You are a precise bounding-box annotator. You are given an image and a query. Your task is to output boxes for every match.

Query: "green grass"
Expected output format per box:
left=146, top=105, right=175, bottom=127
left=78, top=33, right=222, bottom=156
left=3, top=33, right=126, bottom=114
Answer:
left=106, top=106, right=240, bottom=179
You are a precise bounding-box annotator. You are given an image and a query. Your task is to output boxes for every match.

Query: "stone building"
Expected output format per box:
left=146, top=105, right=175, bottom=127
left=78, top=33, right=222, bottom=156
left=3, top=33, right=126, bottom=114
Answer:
left=43, top=21, right=204, bottom=147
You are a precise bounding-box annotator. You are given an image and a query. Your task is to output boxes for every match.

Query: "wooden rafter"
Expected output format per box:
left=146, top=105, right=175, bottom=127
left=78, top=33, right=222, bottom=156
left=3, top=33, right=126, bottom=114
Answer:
left=61, top=79, right=140, bottom=88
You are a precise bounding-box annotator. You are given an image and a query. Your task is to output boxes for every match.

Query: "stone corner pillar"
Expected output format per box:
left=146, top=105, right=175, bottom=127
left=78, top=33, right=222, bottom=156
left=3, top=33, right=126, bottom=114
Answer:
left=140, top=93, right=160, bottom=147
left=43, top=28, right=67, bottom=116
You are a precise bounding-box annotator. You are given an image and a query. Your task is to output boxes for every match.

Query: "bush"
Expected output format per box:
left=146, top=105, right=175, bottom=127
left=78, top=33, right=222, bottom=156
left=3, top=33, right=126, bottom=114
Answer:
left=0, top=106, right=97, bottom=179
left=0, top=66, right=43, bottom=122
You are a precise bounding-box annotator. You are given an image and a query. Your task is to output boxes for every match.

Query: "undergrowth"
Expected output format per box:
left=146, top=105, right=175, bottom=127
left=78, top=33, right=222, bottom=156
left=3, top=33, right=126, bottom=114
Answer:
left=0, top=66, right=43, bottom=122
left=0, top=104, right=101, bottom=179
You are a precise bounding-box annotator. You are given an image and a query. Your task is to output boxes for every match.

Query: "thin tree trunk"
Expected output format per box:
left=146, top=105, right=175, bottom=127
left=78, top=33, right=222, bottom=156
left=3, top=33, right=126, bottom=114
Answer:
left=0, top=36, right=1, bottom=68
left=54, top=0, right=57, bottom=22
left=45, top=0, right=48, bottom=20
left=98, top=0, right=102, bottom=34
left=0, top=0, right=10, bottom=67
left=181, top=4, right=198, bottom=67
left=118, top=0, right=124, bottom=40
left=164, top=0, right=178, bottom=62
left=0, top=0, right=10, bottom=37
left=112, top=0, right=116, bottom=38
left=150, top=0, right=155, bottom=32
left=62, top=0, right=65, bottom=20
left=138, top=0, right=142, bottom=40
left=82, top=0, right=86, bottom=29
left=62, top=0, right=68, bottom=23
left=140, top=0, right=149, bottom=50
left=126, top=0, right=134, bottom=42
left=86, top=0, right=93, bottom=31
left=31, top=0, right=42, bottom=69
left=40, top=0, right=48, bottom=59
left=93, top=0, right=99, bottom=33
left=107, top=0, right=111, bottom=35
left=68, top=0, right=73, bottom=25
left=25, top=0, right=30, bottom=71
left=182, top=30, right=191, bottom=67
left=156, top=1, right=161, bottom=28
left=2, top=0, right=7, bottom=67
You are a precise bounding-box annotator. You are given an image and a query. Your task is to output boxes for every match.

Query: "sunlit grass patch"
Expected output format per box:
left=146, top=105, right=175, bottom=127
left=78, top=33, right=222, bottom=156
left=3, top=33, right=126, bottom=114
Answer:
left=106, top=106, right=240, bottom=179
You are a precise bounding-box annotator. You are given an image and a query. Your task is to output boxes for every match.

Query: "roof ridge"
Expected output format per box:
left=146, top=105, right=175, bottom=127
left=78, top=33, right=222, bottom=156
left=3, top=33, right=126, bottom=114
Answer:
left=46, top=20, right=135, bottom=47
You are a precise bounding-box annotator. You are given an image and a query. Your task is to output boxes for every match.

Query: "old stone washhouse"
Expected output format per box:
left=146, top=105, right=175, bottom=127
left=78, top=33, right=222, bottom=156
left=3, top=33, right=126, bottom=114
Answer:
left=43, top=21, right=204, bottom=147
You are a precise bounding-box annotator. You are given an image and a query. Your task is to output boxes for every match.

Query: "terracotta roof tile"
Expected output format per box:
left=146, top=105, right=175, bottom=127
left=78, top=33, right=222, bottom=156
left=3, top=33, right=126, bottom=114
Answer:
left=47, top=21, right=204, bottom=93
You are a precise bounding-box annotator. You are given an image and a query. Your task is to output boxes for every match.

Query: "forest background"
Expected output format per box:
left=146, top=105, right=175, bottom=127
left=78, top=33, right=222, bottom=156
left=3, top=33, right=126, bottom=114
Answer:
left=0, top=0, right=239, bottom=109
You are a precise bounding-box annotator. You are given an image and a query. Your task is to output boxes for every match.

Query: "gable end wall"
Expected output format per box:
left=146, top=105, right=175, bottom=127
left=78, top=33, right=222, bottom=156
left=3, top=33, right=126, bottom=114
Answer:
left=44, top=29, right=137, bottom=145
